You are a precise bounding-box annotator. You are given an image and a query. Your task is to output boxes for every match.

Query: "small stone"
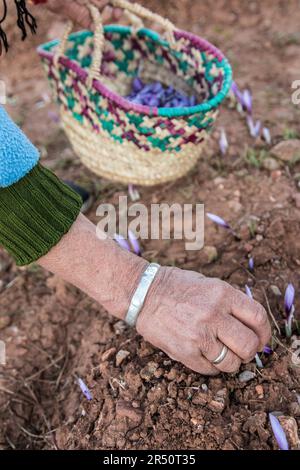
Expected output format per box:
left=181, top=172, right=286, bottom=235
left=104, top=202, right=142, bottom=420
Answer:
left=270, top=285, right=282, bottom=297
left=208, top=388, right=227, bottom=413
left=115, top=350, right=130, bottom=367
left=256, top=234, right=263, bottom=242
left=166, top=368, right=178, bottom=381
left=116, top=400, right=143, bottom=423
left=113, top=321, right=127, bottom=335
left=271, top=139, right=300, bottom=162
left=192, top=391, right=209, bottom=406
left=0, top=316, right=11, bottom=330
left=271, top=170, right=282, bottom=181
left=278, top=416, right=300, bottom=450
left=201, top=383, right=208, bottom=392
left=255, top=385, right=264, bottom=398
left=201, top=246, right=218, bottom=263
left=140, top=361, right=159, bottom=381
left=263, top=157, right=280, bottom=171
left=239, top=370, right=256, bottom=383
left=288, top=402, right=300, bottom=417
left=101, top=347, right=116, bottom=362
left=154, top=368, right=164, bottom=378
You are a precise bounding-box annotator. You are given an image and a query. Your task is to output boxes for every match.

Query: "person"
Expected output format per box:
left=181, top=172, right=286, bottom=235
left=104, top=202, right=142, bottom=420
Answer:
left=0, top=0, right=271, bottom=376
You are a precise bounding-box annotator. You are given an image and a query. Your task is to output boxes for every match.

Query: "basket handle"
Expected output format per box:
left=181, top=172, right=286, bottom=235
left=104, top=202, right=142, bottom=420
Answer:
left=53, top=1, right=178, bottom=87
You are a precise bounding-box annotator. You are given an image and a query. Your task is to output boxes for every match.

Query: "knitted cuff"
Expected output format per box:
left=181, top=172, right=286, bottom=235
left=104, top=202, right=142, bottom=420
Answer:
left=0, top=163, right=82, bottom=266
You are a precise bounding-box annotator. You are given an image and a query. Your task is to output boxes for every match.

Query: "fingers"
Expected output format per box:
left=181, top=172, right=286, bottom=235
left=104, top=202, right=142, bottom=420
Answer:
left=199, top=332, right=242, bottom=373
left=164, top=345, right=219, bottom=376
left=217, top=315, right=260, bottom=363
left=183, top=355, right=220, bottom=376
left=230, top=289, right=271, bottom=350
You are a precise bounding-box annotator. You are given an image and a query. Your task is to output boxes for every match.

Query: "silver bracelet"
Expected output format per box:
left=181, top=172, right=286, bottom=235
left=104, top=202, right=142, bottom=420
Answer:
left=125, top=263, right=160, bottom=327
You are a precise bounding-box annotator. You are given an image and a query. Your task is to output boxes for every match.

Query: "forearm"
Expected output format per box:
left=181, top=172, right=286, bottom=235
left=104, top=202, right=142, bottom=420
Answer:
left=38, top=213, right=148, bottom=320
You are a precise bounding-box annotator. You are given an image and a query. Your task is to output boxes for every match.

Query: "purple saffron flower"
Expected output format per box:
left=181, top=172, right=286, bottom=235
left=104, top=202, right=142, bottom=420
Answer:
left=219, top=128, right=229, bottom=155
left=132, top=77, right=144, bottom=93
left=247, top=115, right=261, bottom=138
left=231, top=81, right=244, bottom=105
left=128, top=230, right=141, bottom=256
left=284, top=283, right=295, bottom=316
left=269, top=413, right=289, bottom=451
left=206, top=213, right=231, bottom=229
left=248, top=257, right=254, bottom=271
left=245, top=285, right=253, bottom=299
left=189, top=95, right=197, bottom=106
left=114, top=233, right=131, bottom=252
left=262, top=127, right=272, bottom=145
left=242, top=89, right=253, bottom=114
left=77, top=378, right=93, bottom=401
left=263, top=345, right=273, bottom=355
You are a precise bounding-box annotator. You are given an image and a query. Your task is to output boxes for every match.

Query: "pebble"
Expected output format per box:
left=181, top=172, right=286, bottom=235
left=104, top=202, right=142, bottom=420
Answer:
left=208, top=388, right=227, bottom=413
left=201, top=246, right=218, bottom=263
left=115, top=350, right=130, bottom=367
left=0, top=316, right=11, bottom=330
left=239, top=370, right=256, bottom=383
left=271, top=139, right=300, bottom=162
left=263, top=157, right=280, bottom=171
left=140, top=361, right=159, bottom=381
left=101, top=347, right=116, bottom=362
left=255, top=384, right=264, bottom=398
left=279, top=416, right=300, bottom=450
left=270, top=285, right=282, bottom=297
left=116, top=400, right=143, bottom=423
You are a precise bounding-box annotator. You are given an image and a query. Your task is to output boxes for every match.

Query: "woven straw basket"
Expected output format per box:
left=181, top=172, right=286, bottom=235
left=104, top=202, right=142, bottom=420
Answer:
left=38, top=0, right=232, bottom=186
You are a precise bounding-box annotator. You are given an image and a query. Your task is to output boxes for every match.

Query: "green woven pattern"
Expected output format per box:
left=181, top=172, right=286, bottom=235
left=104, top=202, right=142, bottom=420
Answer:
left=0, top=164, right=82, bottom=266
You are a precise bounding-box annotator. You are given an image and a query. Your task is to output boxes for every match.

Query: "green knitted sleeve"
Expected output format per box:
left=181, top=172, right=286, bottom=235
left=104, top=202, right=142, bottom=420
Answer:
left=0, top=163, right=82, bottom=266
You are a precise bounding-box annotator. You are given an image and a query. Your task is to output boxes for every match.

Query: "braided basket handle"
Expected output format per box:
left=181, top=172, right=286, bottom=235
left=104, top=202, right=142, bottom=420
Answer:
left=54, top=1, right=178, bottom=88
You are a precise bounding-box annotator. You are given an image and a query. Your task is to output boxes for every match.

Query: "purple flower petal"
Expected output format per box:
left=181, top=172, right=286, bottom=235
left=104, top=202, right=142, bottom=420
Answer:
left=248, top=257, right=254, bottom=271
left=132, top=77, right=144, bottom=93
left=219, top=128, right=229, bottom=155
left=269, top=413, right=289, bottom=451
left=284, top=283, right=295, bottom=316
left=263, top=345, right=273, bottom=355
left=243, top=89, right=253, bottom=114
left=245, top=285, right=253, bottom=299
left=206, top=213, right=231, bottom=229
left=114, top=233, right=131, bottom=252
left=247, top=116, right=261, bottom=138
left=128, top=230, right=141, bottom=256
left=77, top=378, right=93, bottom=401
left=262, top=127, right=272, bottom=145
left=189, top=95, right=197, bottom=106
left=231, top=81, right=244, bottom=106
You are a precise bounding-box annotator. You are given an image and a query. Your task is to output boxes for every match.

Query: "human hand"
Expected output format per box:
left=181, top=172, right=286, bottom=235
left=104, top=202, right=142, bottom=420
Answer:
left=137, top=267, right=271, bottom=375
left=44, top=0, right=123, bottom=29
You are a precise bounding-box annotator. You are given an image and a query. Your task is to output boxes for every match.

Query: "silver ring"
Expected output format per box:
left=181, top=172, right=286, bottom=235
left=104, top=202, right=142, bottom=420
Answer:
left=212, top=345, right=228, bottom=365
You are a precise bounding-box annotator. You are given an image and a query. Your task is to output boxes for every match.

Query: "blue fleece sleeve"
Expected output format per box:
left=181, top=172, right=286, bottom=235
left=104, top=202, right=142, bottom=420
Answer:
left=0, top=106, right=39, bottom=188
